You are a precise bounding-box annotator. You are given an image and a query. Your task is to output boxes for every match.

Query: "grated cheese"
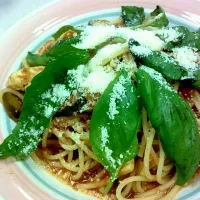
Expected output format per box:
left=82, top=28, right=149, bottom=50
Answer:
left=117, top=28, right=165, bottom=51
left=41, top=84, right=70, bottom=104
left=123, top=13, right=141, bottom=27
left=120, top=154, right=124, bottom=159
left=140, top=65, right=175, bottom=92
left=172, top=46, right=200, bottom=79
left=107, top=75, right=127, bottom=120
left=41, top=84, right=71, bottom=118
left=161, top=52, right=176, bottom=64
left=22, top=145, right=33, bottom=155
left=74, top=25, right=116, bottom=49
left=51, top=84, right=71, bottom=103
left=105, top=147, right=116, bottom=168
left=82, top=67, right=116, bottom=94
left=129, top=45, right=152, bottom=57
left=74, top=25, right=165, bottom=51
left=68, top=65, right=86, bottom=90
left=154, top=27, right=182, bottom=43
left=43, top=105, right=54, bottom=118
left=101, top=126, right=109, bottom=148
left=68, top=64, right=116, bottom=94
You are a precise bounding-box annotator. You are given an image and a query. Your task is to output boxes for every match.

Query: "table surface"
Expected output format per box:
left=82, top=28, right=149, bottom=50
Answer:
left=0, top=0, right=55, bottom=35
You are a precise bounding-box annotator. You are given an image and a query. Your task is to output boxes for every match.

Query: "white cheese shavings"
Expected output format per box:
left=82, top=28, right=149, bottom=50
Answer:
left=75, top=25, right=116, bottom=49
left=101, top=126, right=109, bottom=148
left=117, top=28, right=165, bottom=51
left=172, top=47, right=200, bottom=78
left=107, top=75, right=127, bottom=120
left=75, top=25, right=165, bottom=51
left=117, top=159, right=122, bottom=165
left=68, top=64, right=116, bottom=94
left=124, top=13, right=141, bottom=27
left=41, top=84, right=70, bottom=104
left=140, top=65, right=175, bottom=92
left=22, top=145, right=34, bottom=155
left=161, top=52, right=176, bottom=64
left=44, top=105, right=54, bottom=118
left=105, top=147, right=116, bottom=168
left=52, top=84, right=71, bottom=102
left=41, top=84, right=71, bottom=118
left=155, top=28, right=182, bottom=43
left=82, top=67, right=116, bottom=93
left=130, top=45, right=152, bottom=57
left=68, top=65, right=85, bottom=90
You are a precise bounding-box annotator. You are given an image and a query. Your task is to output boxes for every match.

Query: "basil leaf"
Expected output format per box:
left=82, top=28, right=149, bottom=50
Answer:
left=135, top=66, right=200, bottom=185
left=95, top=37, right=126, bottom=50
left=129, top=39, right=185, bottom=80
left=163, top=26, right=200, bottom=50
left=179, top=29, right=200, bottom=50
left=26, top=36, right=81, bottom=66
left=191, top=70, right=200, bottom=89
left=155, top=26, right=187, bottom=51
left=52, top=25, right=81, bottom=40
left=134, top=6, right=169, bottom=29
left=122, top=6, right=145, bottom=27
left=0, top=47, right=94, bottom=159
left=26, top=52, right=51, bottom=66
left=90, top=70, right=141, bottom=192
left=177, top=25, right=191, bottom=33
left=55, top=98, right=87, bottom=117
left=156, top=26, right=200, bottom=51
left=165, top=26, right=192, bottom=50
left=164, top=41, right=181, bottom=51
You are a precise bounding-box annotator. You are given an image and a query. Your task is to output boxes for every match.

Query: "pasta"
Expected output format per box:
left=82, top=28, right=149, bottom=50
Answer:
left=30, top=107, right=183, bottom=199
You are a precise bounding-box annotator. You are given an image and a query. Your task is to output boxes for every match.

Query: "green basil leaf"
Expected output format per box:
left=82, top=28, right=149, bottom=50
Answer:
left=164, top=26, right=200, bottom=50
left=55, top=97, right=87, bottom=117
left=129, top=39, right=185, bottom=80
left=26, top=36, right=81, bottom=66
left=165, top=26, right=192, bottom=50
left=52, top=25, right=81, bottom=40
left=192, top=70, right=200, bottom=89
left=135, top=66, right=200, bottom=185
left=179, top=29, right=200, bottom=50
left=90, top=70, right=141, bottom=192
left=155, top=26, right=187, bottom=51
left=164, top=41, right=180, bottom=51
left=134, top=6, right=169, bottom=29
left=175, top=26, right=191, bottom=37
left=95, top=37, right=126, bottom=50
left=121, top=6, right=145, bottom=27
left=26, top=52, right=52, bottom=66
left=0, top=47, right=95, bottom=159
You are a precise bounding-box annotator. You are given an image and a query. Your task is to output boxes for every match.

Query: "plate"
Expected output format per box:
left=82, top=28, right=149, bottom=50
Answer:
left=0, top=0, right=200, bottom=199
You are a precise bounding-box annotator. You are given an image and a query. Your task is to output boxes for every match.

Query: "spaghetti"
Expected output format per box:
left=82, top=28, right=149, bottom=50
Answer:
left=31, top=108, right=182, bottom=199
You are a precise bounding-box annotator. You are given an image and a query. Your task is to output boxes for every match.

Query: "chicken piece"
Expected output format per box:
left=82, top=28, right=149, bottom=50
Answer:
left=58, top=30, right=77, bottom=40
left=89, top=17, right=124, bottom=27
left=36, top=39, right=56, bottom=55
left=6, top=66, right=44, bottom=91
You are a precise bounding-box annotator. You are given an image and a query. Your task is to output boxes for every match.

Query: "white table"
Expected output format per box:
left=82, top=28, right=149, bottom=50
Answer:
left=0, top=0, right=55, bottom=35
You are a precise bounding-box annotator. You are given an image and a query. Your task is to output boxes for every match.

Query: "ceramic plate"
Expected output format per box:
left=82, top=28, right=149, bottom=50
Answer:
left=0, top=0, right=200, bottom=199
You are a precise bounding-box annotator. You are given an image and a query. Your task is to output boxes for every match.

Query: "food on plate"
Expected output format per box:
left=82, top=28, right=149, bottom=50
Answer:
left=0, top=5, right=200, bottom=200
